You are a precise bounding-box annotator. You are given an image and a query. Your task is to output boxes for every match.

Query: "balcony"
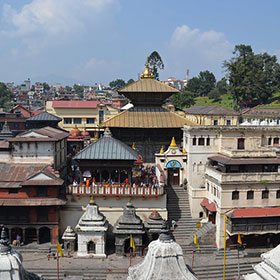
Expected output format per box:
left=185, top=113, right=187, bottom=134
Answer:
left=221, top=147, right=276, bottom=158
left=66, top=183, right=164, bottom=199
left=206, top=166, right=280, bottom=183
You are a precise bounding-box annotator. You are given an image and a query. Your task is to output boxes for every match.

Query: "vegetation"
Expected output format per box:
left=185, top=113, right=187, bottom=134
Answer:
left=73, top=84, right=84, bottom=98
left=170, top=90, right=195, bottom=109
left=148, top=51, right=164, bottom=80
left=0, top=83, right=13, bottom=111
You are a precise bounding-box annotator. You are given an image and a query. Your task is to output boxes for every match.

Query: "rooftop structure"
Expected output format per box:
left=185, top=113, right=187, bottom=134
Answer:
left=26, top=111, right=62, bottom=129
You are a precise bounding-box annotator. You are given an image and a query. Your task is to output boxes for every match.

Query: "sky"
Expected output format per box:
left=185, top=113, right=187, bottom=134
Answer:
left=0, top=0, right=280, bottom=86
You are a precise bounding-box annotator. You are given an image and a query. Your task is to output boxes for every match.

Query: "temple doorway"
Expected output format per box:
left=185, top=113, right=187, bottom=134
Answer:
left=11, top=228, right=23, bottom=243
left=168, top=168, right=180, bottom=185
left=39, top=227, right=51, bottom=244
left=87, top=241, right=96, bottom=254
left=25, top=228, right=37, bottom=244
left=124, top=238, right=131, bottom=253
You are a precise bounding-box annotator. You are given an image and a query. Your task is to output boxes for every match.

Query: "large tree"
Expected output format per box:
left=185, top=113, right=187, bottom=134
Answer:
left=170, top=90, right=195, bottom=109
left=186, top=70, right=216, bottom=97
left=148, top=51, right=164, bottom=80
left=73, top=84, right=84, bottom=98
left=0, top=83, right=13, bottom=110
left=109, top=79, right=126, bottom=90
left=223, top=44, right=280, bottom=110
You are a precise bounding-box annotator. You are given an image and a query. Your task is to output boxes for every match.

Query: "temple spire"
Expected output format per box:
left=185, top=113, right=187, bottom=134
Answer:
left=140, top=56, right=154, bottom=79
left=169, top=137, right=177, bottom=148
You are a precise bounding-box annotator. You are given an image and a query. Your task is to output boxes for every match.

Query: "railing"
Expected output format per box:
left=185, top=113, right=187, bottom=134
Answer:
left=227, top=222, right=280, bottom=234
left=66, top=184, right=164, bottom=198
left=220, top=147, right=276, bottom=158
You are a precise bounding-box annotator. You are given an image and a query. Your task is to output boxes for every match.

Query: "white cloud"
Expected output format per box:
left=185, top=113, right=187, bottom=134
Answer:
left=166, top=25, right=232, bottom=79
left=1, top=0, right=118, bottom=52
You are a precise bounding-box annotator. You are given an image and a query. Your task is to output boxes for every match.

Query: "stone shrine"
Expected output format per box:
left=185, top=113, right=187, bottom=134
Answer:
left=62, top=226, right=76, bottom=256
left=76, top=197, right=108, bottom=257
left=0, top=227, right=42, bottom=280
left=127, top=221, right=198, bottom=280
left=244, top=244, right=280, bottom=279
left=144, top=210, right=164, bottom=241
left=113, top=200, right=145, bottom=256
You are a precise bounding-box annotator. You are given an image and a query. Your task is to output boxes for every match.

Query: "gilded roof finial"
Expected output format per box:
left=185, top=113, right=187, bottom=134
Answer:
left=141, top=56, right=154, bottom=79
left=89, top=196, right=95, bottom=205
left=132, top=142, right=136, bottom=150
left=160, top=146, right=164, bottom=154
left=169, top=137, right=177, bottom=148
left=4, top=119, right=7, bottom=126
left=183, top=147, right=187, bottom=154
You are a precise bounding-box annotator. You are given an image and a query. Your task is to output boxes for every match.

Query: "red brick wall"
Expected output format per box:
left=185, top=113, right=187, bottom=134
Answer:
left=29, top=207, right=37, bottom=222
left=0, top=188, right=29, bottom=199
left=48, top=206, right=59, bottom=222
left=48, top=187, right=58, bottom=198
left=51, top=226, right=59, bottom=244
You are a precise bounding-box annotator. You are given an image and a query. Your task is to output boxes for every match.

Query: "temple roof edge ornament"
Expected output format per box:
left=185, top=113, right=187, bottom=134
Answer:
left=140, top=56, right=154, bottom=79
left=169, top=137, right=177, bottom=148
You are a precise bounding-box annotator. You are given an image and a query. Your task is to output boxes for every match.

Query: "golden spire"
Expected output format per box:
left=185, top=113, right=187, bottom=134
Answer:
left=4, top=119, right=7, bottom=126
left=132, top=142, right=136, bottom=150
left=169, top=137, right=177, bottom=148
left=89, top=196, right=95, bottom=205
left=183, top=147, right=187, bottom=154
left=94, top=136, right=98, bottom=142
left=160, top=146, right=164, bottom=154
left=141, top=56, right=154, bottom=79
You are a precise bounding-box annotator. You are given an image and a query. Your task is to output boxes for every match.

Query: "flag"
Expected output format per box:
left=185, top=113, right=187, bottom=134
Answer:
left=237, top=234, right=242, bottom=245
left=130, top=234, right=135, bottom=252
left=57, top=240, right=64, bottom=257
left=194, top=232, right=200, bottom=250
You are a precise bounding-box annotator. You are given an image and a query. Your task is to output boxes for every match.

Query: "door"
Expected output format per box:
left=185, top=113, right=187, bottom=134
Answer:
left=168, top=168, right=180, bottom=185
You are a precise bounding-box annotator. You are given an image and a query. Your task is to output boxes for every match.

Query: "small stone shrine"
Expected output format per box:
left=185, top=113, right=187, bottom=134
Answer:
left=244, top=244, right=280, bottom=279
left=0, top=120, right=13, bottom=140
left=127, top=221, right=198, bottom=280
left=62, top=226, right=76, bottom=256
left=144, top=210, right=164, bottom=241
left=0, top=227, right=42, bottom=280
left=113, top=200, right=145, bottom=256
left=76, top=197, right=108, bottom=257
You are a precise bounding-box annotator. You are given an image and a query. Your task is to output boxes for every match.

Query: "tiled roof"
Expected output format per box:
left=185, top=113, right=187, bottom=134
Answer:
left=227, top=207, right=280, bottom=218
left=74, top=128, right=138, bottom=161
left=53, top=100, right=103, bottom=109
left=118, top=78, right=179, bottom=93
left=100, top=107, right=196, bottom=128
left=200, top=198, right=217, bottom=212
left=243, top=107, right=280, bottom=117
left=27, top=111, right=62, bottom=122
left=184, top=106, right=239, bottom=116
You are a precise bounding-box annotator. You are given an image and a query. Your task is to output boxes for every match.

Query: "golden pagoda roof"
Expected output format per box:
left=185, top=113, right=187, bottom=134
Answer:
left=100, top=107, right=197, bottom=128
left=118, top=78, right=179, bottom=93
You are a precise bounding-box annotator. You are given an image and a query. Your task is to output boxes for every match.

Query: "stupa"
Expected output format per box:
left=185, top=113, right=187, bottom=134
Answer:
left=0, top=227, right=42, bottom=279
left=62, top=226, right=76, bottom=256
left=113, top=200, right=145, bottom=256
left=144, top=210, right=164, bottom=241
left=127, top=221, right=198, bottom=280
left=76, top=197, right=108, bottom=257
left=244, top=244, right=280, bottom=279
left=0, top=120, right=13, bottom=139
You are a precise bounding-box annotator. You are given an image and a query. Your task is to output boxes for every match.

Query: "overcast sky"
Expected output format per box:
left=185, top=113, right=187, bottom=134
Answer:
left=0, top=0, right=280, bottom=86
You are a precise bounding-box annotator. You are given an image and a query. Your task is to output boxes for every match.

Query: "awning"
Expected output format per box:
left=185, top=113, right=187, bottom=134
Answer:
left=227, top=207, right=280, bottom=218
left=0, top=198, right=66, bottom=206
left=200, top=198, right=217, bottom=212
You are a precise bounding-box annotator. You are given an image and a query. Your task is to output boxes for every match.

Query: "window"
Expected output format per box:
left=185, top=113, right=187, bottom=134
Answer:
left=37, top=207, right=48, bottom=222
left=226, top=120, right=231, bottom=126
left=237, top=138, right=245, bottom=150
left=276, top=190, right=280, bottom=199
left=268, top=137, right=272, bottom=145
left=14, top=123, right=19, bottom=130
left=207, top=183, right=209, bottom=191
left=206, top=137, right=210, bottom=146
left=36, top=187, right=48, bottom=197
left=64, top=118, right=72, bottom=124
left=262, top=190, right=269, bottom=199
left=192, top=138, right=197, bottom=145
left=198, top=137, right=205, bottom=146
left=99, top=110, right=104, bottom=124
left=247, top=190, right=254, bottom=200
left=232, top=191, right=239, bottom=200
left=73, top=118, right=82, bottom=124
left=274, top=138, right=279, bottom=146
left=9, top=188, right=18, bottom=194
left=86, top=118, right=96, bottom=124
left=213, top=120, right=218, bottom=126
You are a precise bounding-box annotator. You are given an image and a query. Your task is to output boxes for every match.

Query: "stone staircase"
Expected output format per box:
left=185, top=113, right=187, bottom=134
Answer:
left=165, top=184, right=200, bottom=246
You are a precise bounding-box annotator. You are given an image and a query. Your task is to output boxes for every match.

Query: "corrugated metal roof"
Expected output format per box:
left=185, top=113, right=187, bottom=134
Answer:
left=227, top=207, right=280, bottom=218
left=100, top=107, right=196, bottom=128
left=27, top=111, right=62, bottom=121
left=184, top=105, right=239, bottom=116
left=118, top=78, right=179, bottom=93
left=74, top=129, right=138, bottom=161
left=52, top=100, right=106, bottom=108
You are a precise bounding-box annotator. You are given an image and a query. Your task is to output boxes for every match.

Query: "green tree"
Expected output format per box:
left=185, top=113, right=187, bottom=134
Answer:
left=0, top=83, right=13, bottom=110
left=223, top=44, right=280, bottom=110
left=186, top=70, right=216, bottom=97
left=42, top=82, right=50, bottom=91
left=73, top=84, right=84, bottom=98
left=109, top=79, right=126, bottom=90
left=126, top=79, right=135, bottom=85
left=148, top=51, right=164, bottom=80
left=170, top=90, right=195, bottom=109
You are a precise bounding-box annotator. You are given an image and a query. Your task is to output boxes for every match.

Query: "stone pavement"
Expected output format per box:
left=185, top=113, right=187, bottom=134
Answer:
left=21, top=248, right=267, bottom=280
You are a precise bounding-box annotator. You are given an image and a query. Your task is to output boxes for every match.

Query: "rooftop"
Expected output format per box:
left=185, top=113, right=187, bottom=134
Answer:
left=27, top=111, right=62, bottom=122
left=52, top=100, right=110, bottom=109
left=184, top=105, right=239, bottom=116
left=227, top=207, right=280, bottom=218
